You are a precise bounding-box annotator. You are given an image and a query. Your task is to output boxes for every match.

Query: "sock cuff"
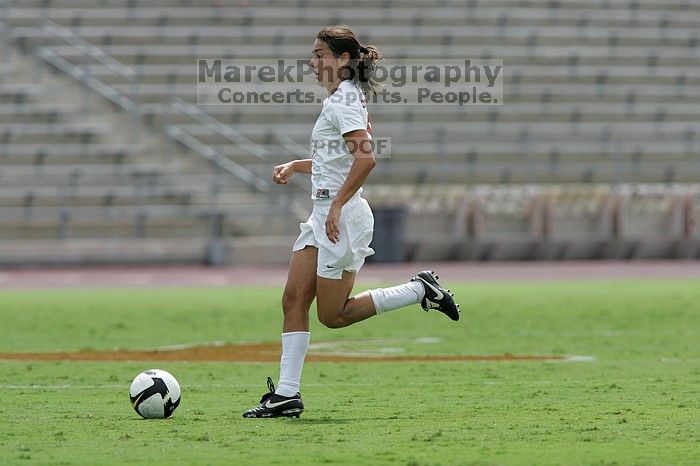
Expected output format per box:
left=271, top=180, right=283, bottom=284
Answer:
left=282, top=331, right=310, bottom=336
left=408, top=281, right=425, bottom=301
left=368, top=288, right=385, bottom=314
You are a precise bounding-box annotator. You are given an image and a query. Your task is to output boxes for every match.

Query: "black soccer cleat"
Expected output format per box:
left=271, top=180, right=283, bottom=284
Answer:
left=242, top=377, right=304, bottom=418
left=410, top=270, right=461, bottom=321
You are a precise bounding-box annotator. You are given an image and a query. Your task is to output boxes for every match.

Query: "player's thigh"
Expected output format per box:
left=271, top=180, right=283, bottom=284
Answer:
left=282, top=246, right=318, bottom=312
left=316, top=270, right=356, bottom=319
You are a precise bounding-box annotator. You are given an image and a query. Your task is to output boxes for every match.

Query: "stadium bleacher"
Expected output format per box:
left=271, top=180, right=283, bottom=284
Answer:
left=0, top=0, right=698, bottom=264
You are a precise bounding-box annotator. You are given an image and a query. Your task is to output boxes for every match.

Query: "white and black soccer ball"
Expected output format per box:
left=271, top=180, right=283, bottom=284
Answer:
left=129, top=369, right=181, bottom=419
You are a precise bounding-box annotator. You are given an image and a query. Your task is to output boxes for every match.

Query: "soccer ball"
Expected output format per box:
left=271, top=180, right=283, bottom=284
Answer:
left=129, top=369, right=181, bottom=419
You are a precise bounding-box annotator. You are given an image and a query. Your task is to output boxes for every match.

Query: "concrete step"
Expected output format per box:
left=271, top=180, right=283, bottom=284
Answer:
left=7, top=6, right=700, bottom=29
left=48, top=42, right=700, bottom=66
left=0, top=143, right=144, bottom=164
left=0, top=234, right=298, bottom=266
left=14, top=0, right=696, bottom=10
left=12, top=22, right=700, bottom=48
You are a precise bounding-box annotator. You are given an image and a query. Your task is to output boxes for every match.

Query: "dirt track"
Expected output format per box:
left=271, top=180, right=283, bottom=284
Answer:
left=0, top=342, right=564, bottom=363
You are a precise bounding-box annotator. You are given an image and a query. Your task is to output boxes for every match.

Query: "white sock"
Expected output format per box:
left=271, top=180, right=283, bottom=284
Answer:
left=368, top=282, right=425, bottom=315
left=276, top=331, right=310, bottom=397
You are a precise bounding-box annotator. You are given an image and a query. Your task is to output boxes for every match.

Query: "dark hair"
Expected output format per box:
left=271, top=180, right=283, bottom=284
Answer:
left=316, top=25, right=383, bottom=98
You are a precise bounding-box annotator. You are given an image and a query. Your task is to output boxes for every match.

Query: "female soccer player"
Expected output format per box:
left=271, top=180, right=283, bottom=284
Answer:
left=243, top=25, right=460, bottom=418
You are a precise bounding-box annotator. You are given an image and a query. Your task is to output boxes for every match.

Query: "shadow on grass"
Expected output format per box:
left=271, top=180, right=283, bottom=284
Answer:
left=294, top=417, right=400, bottom=424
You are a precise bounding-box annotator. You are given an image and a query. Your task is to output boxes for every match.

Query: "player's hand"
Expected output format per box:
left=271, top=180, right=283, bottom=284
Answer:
left=272, top=161, right=295, bottom=184
left=325, top=203, right=342, bottom=244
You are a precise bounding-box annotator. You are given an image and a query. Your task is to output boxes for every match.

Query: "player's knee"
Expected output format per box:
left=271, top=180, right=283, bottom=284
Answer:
left=282, top=289, right=308, bottom=315
left=317, top=309, right=347, bottom=329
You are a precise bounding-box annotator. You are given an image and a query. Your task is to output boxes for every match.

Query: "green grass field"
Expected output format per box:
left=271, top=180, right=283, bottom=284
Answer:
left=0, top=280, right=698, bottom=465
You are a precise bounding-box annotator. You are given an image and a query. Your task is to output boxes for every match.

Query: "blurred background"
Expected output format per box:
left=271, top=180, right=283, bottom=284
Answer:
left=0, top=0, right=698, bottom=267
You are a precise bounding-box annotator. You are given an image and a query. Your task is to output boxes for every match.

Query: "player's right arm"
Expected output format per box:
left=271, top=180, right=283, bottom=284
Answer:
left=273, top=159, right=311, bottom=184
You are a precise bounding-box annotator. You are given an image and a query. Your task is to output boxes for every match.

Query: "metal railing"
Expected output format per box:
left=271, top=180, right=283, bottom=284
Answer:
left=0, top=16, right=284, bottom=204
left=168, top=97, right=268, bottom=161
left=165, top=96, right=271, bottom=196
left=165, top=124, right=270, bottom=193
left=40, top=20, right=136, bottom=83
left=37, top=48, right=135, bottom=112
left=36, top=19, right=141, bottom=142
left=164, top=97, right=312, bottom=229
left=32, top=21, right=291, bottom=197
left=275, top=132, right=309, bottom=159
left=166, top=97, right=310, bottom=201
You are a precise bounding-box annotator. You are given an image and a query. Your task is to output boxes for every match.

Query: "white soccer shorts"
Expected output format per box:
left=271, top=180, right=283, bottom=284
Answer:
left=292, top=196, right=375, bottom=279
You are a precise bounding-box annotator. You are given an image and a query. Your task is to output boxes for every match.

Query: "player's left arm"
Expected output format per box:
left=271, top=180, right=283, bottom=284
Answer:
left=325, top=129, right=376, bottom=244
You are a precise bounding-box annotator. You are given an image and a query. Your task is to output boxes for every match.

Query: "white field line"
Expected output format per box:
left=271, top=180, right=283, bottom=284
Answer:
left=153, top=341, right=228, bottom=351
left=309, top=339, right=597, bottom=361
left=308, top=337, right=441, bottom=350
left=308, top=337, right=442, bottom=356
left=561, top=355, right=597, bottom=362
left=311, top=350, right=407, bottom=357
left=0, top=379, right=564, bottom=390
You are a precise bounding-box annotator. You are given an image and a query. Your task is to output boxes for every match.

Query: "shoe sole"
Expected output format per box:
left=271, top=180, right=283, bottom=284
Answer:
left=243, top=408, right=303, bottom=419
left=281, top=408, right=303, bottom=418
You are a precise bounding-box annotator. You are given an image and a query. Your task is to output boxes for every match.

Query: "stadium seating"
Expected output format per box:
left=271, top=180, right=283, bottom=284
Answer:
left=0, top=0, right=698, bottom=263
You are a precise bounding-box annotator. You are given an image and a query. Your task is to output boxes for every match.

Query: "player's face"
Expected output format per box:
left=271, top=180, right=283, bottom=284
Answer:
left=309, top=39, right=348, bottom=90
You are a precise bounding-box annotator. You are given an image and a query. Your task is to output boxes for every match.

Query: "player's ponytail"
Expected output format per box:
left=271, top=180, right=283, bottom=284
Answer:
left=317, top=25, right=383, bottom=99
left=356, top=44, right=383, bottom=97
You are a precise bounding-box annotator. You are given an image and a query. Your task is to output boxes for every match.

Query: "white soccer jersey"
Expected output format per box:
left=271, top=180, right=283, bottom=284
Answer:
left=310, top=79, right=371, bottom=201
